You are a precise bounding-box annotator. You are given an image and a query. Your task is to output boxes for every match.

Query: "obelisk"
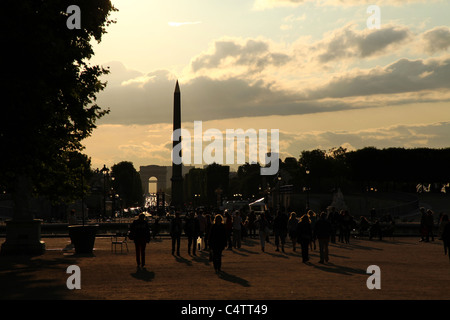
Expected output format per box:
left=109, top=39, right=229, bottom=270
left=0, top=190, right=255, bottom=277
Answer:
left=171, top=80, right=183, bottom=209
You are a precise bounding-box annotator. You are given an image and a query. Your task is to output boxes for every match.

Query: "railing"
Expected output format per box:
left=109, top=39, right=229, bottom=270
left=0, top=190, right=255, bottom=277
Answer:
left=375, top=199, right=420, bottom=218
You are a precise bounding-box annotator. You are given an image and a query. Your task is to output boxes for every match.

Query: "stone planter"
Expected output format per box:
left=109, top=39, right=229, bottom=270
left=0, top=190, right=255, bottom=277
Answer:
left=68, top=225, right=98, bottom=254
left=0, top=219, right=46, bottom=255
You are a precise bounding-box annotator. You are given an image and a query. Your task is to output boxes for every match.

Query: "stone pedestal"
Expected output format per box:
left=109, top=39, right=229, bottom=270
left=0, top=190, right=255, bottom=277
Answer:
left=1, top=219, right=46, bottom=255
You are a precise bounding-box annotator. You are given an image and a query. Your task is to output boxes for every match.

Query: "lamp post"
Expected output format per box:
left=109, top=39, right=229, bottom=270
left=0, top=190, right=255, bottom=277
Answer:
left=277, top=174, right=282, bottom=211
left=266, top=184, right=271, bottom=209
left=81, top=165, right=85, bottom=226
left=305, top=169, right=310, bottom=210
left=194, top=193, right=200, bottom=208
left=100, top=164, right=109, bottom=218
left=110, top=175, right=120, bottom=218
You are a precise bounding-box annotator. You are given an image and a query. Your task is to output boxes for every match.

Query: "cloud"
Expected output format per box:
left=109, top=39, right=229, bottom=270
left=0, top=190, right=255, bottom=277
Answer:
left=253, top=0, right=306, bottom=10
left=422, top=26, right=450, bottom=54
left=84, top=123, right=174, bottom=169
left=85, top=121, right=450, bottom=169
left=190, top=38, right=291, bottom=76
left=168, top=21, right=202, bottom=27
left=96, top=64, right=177, bottom=125
left=280, top=14, right=306, bottom=31
left=253, top=0, right=434, bottom=10
left=95, top=21, right=450, bottom=127
left=96, top=62, right=359, bottom=125
left=102, top=61, right=144, bottom=87
left=306, top=55, right=450, bottom=99
left=96, top=51, right=450, bottom=126
left=314, top=24, right=412, bottom=63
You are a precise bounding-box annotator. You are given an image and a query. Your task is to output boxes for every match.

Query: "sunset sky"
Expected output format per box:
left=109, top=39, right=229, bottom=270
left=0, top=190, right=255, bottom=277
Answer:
left=84, top=0, right=450, bottom=172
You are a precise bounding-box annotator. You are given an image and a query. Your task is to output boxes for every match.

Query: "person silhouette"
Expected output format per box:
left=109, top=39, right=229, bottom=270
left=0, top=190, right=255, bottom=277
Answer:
left=314, top=212, right=332, bottom=264
left=170, top=211, right=182, bottom=256
left=129, top=213, right=151, bottom=268
left=184, top=211, right=200, bottom=256
left=297, top=214, right=312, bottom=263
left=209, top=214, right=227, bottom=273
left=257, top=213, right=270, bottom=252
left=440, top=214, right=450, bottom=259
left=273, top=210, right=288, bottom=252
left=287, top=212, right=299, bottom=252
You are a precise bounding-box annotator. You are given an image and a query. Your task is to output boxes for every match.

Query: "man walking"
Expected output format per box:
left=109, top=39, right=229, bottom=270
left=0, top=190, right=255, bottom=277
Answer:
left=314, top=212, right=332, bottom=264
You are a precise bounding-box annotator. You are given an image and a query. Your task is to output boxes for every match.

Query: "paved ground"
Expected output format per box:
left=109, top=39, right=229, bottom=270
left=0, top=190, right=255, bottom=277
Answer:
left=0, top=235, right=449, bottom=301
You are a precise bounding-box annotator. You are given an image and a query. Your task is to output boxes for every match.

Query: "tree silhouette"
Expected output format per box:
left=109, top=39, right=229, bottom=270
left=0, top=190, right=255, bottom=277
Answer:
left=111, top=162, right=143, bottom=208
left=0, top=1, right=117, bottom=211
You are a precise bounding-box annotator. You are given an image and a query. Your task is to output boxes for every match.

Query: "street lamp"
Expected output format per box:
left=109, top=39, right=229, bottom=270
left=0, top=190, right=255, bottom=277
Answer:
left=100, top=164, right=109, bottom=218
left=194, top=193, right=200, bottom=207
left=305, top=169, right=310, bottom=210
left=80, top=165, right=86, bottom=226
left=277, top=174, right=282, bottom=211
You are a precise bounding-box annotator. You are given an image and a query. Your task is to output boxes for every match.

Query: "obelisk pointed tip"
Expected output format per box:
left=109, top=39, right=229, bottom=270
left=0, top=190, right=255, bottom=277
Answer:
left=175, top=80, right=180, bottom=93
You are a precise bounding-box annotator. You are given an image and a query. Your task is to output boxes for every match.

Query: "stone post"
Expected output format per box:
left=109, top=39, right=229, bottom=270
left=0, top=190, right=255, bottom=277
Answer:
left=1, top=174, right=45, bottom=255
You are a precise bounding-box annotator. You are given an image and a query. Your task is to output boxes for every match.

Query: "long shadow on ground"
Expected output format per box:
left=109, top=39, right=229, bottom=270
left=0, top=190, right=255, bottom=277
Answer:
left=218, top=271, right=250, bottom=287
left=310, top=261, right=367, bottom=276
left=0, top=253, right=81, bottom=299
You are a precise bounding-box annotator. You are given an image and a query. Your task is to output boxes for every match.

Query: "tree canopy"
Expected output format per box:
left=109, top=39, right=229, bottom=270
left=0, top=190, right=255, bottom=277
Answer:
left=111, top=162, right=143, bottom=208
left=0, top=1, right=117, bottom=203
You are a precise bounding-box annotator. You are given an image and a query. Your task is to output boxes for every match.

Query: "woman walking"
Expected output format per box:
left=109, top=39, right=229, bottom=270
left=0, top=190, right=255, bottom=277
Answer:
left=287, top=212, right=298, bottom=252
left=308, top=210, right=317, bottom=250
left=209, top=214, right=227, bottom=273
left=297, top=214, right=312, bottom=263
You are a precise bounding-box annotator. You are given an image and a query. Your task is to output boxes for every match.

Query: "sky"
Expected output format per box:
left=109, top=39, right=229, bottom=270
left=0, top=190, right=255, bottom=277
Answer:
left=83, top=0, right=450, bottom=173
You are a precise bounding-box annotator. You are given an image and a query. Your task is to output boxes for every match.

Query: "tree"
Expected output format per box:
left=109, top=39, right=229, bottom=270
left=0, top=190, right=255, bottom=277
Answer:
left=237, top=163, right=263, bottom=199
left=298, top=149, right=333, bottom=191
left=0, top=1, right=117, bottom=214
left=111, top=162, right=143, bottom=208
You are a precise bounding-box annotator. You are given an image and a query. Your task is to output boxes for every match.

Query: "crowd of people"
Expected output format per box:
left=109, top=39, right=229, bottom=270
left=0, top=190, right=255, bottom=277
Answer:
left=128, top=206, right=450, bottom=272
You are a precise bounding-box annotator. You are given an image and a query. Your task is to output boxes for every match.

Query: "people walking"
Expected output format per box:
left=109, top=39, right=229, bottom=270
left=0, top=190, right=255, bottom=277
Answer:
left=426, top=209, right=435, bottom=242
left=419, top=207, right=428, bottom=242
left=197, top=210, right=207, bottom=251
left=308, top=210, right=317, bottom=250
left=257, top=213, right=270, bottom=252
left=224, top=211, right=233, bottom=250
left=247, top=210, right=257, bottom=238
left=273, top=210, right=288, bottom=252
left=297, top=214, right=312, bottom=263
left=287, top=212, right=299, bottom=252
left=209, top=214, right=227, bottom=273
left=328, top=207, right=339, bottom=243
left=264, top=211, right=273, bottom=243
left=369, top=220, right=383, bottom=240
left=204, top=213, right=212, bottom=250
left=129, top=213, right=151, bottom=268
left=314, top=212, right=332, bottom=264
left=342, top=210, right=354, bottom=244
left=170, top=211, right=182, bottom=256
left=184, top=211, right=200, bottom=255
left=232, top=211, right=243, bottom=248
left=440, top=214, right=449, bottom=259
